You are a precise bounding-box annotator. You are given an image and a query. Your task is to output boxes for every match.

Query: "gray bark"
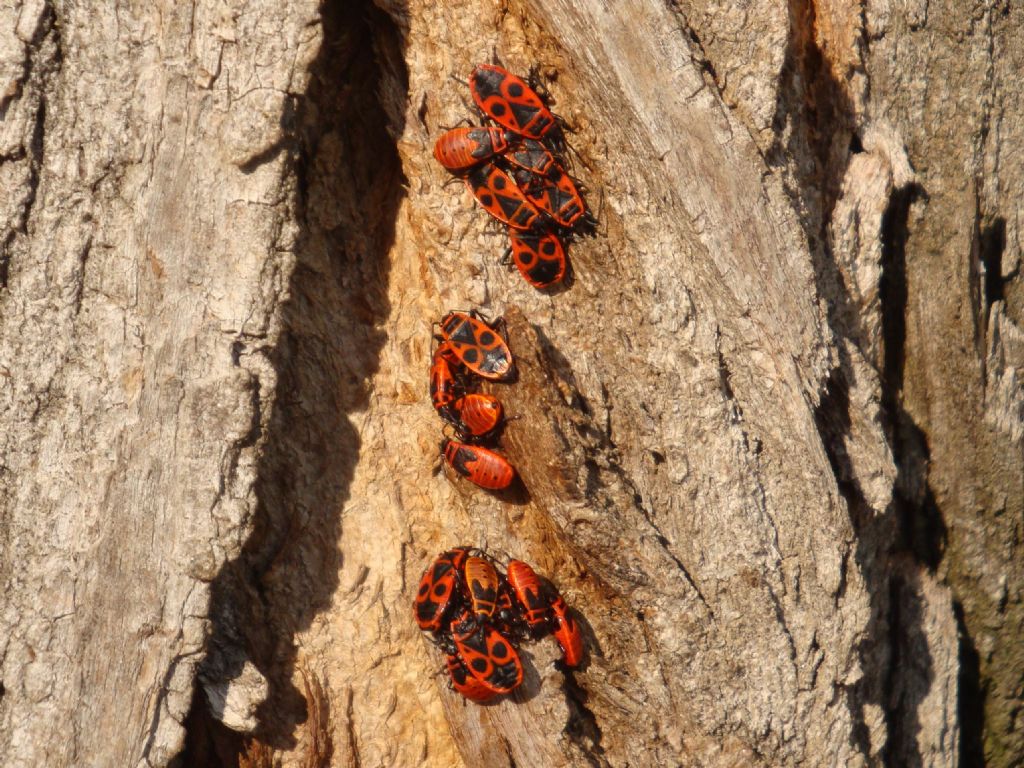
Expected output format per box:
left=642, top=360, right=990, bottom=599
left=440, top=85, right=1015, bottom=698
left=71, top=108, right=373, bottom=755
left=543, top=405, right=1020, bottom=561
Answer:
left=1, top=0, right=1021, bottom=766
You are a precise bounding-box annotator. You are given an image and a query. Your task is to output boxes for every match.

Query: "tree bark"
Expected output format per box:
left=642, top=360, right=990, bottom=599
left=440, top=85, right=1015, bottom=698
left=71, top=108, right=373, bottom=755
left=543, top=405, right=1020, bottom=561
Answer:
left=1, top=0, right=1021, bottom=766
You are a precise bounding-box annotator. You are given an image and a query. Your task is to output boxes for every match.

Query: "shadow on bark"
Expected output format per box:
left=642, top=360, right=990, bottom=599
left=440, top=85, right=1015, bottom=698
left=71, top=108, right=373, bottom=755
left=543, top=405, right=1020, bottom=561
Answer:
left=772, top=0, right=951, bottom=763
left=879, top=186, right=948, bottom=572
left=175, top=0, right=408, bottom=763
left=955, top=599, right=986, bottom=766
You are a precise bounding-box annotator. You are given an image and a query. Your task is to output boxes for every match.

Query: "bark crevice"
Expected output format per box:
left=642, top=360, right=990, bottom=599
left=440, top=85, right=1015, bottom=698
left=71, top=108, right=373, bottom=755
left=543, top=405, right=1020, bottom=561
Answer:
left=176, top=0, right=408, bottom=761
left=0, top=2, right=60, bottom=289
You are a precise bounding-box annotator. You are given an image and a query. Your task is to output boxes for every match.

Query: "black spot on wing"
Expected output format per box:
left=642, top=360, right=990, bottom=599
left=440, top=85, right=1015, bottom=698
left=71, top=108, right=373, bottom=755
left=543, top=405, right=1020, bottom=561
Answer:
left=448, top=321, right=478, bottom=346
left=416, top=599, right=439, bottom=622
left=473, top=67, right=506, bottom=98
left=528, top=259, right=562, bottom=285
left=490, top=639, right=509, bottom=659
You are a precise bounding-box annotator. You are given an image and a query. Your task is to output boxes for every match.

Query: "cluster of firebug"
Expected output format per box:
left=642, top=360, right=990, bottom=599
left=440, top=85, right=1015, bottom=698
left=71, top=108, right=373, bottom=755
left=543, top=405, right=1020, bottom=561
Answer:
left=432, top=310, right=518, bottom=491
left=420, top=62, right=589, bottom=704
left=415, top=548, right=583, bottom=702
left=434, top=64, right=593, bottom=290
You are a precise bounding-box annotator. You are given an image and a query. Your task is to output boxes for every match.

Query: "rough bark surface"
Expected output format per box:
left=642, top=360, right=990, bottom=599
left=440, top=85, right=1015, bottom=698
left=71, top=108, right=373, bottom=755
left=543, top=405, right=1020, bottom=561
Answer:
left=1, top=1, right=1021, bottom=767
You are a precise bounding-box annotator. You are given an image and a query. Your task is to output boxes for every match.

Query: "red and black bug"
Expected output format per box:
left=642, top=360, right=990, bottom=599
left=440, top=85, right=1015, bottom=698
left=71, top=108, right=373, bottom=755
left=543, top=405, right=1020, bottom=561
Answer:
left=441, top=438, right=516, bottom=490
left=450, top=393, right=503, bottom=439
left=430, top=342, right=503, bottom=437
left=414, top=547, right=472, bottom=631
left=512, top=163, right=585, bottom=228
left=451, top=609, right=524, bottom=694
left=416, top=549, right=584, bottom=700
left=504, top=138, right=556, bottom=176
left=438, top=310, right=513, bottom=381
left=550, top=595, right=584, bottom=667
left=508, top=231, right=567, bottom=289
left=493, top=581, right=523, bottom=635
left=465, top=162, right=543, bottom=231
left=464, top=555, right=501, bottom=620
left=429, top=343, right=462, bottom=416
left=446, top=653, right=498, bottom=702
left=506, top=559, right=552, bottom=630
left=434, top=126, right=511, bottom=174
left=470, top=64, right=557, bottom=140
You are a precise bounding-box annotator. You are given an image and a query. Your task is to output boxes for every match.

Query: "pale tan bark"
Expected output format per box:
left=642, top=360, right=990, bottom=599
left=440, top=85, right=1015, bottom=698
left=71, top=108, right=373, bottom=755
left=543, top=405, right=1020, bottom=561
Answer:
left=2, top=0, right=1022, bottom=766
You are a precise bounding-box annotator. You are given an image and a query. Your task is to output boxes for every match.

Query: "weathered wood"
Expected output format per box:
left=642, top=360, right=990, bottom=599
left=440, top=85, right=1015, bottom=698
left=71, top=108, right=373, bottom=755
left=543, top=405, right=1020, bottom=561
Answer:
left=0, top=1, right=321, bottom=764
left=3, top=0, right=1023, bottom=766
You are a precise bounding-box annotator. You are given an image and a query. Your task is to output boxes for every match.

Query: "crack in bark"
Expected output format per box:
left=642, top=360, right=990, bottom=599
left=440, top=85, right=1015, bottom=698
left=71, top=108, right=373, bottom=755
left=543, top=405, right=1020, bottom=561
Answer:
left=664, top=2, right=721, bottom=97
left=72, top=236, right=93, bottom=317
left=177, top=0, right=408, bottom=761
left=769, top=1, right=956, bottom=761
left=142, top=649, right=202, bottom=763
left=1, top=3, right=59, bottom=289
left=345, top=686, right=362, bottom=768
left=561, top=669, right=608, bottom=768
left=497, top=733, right=518, bottom=768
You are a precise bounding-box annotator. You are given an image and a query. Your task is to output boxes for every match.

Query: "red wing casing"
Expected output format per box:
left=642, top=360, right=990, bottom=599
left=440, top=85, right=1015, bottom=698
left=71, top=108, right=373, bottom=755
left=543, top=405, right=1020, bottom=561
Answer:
left=446, top=653, right=498, bottom=702
left=509, top=231, right=566, bottom=289
left=470, top=64, right=556, bottom=139
left=465, top=162, right=543, bottom=231
left=451, top=612, right=524, bottom=694
left=439, top=311, right=513, bottom=380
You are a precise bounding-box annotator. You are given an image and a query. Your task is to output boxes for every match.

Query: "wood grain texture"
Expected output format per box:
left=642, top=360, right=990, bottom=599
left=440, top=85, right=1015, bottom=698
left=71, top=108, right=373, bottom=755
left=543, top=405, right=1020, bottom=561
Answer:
left=0, top=1, right=320, bottom=764
left=2, top=0, right=1023, bottom=766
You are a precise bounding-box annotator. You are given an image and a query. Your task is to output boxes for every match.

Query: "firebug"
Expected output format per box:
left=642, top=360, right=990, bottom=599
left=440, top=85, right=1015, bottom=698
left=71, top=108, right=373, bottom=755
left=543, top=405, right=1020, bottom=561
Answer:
left=429, top=343, right=462, bottom=416
left=434, top=126, right=510, bottom=174
left=438, top=310, right=513, bottom=381
left=465, top=162, right=543, bottom=231
left=550, top=595, right=584, bottom=667
left=441, top=438, right=516, bottom=491
left=506, top=560, right=552, bottom=630
left=414, top=547, right=471, bottom=632
left=451, top=393, right=503, bottom=439
left=463, top=555, right=500, bottom=620
left=508, top=231, right=566, bottom=288
left=470, top=64, right=557, bottom=140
